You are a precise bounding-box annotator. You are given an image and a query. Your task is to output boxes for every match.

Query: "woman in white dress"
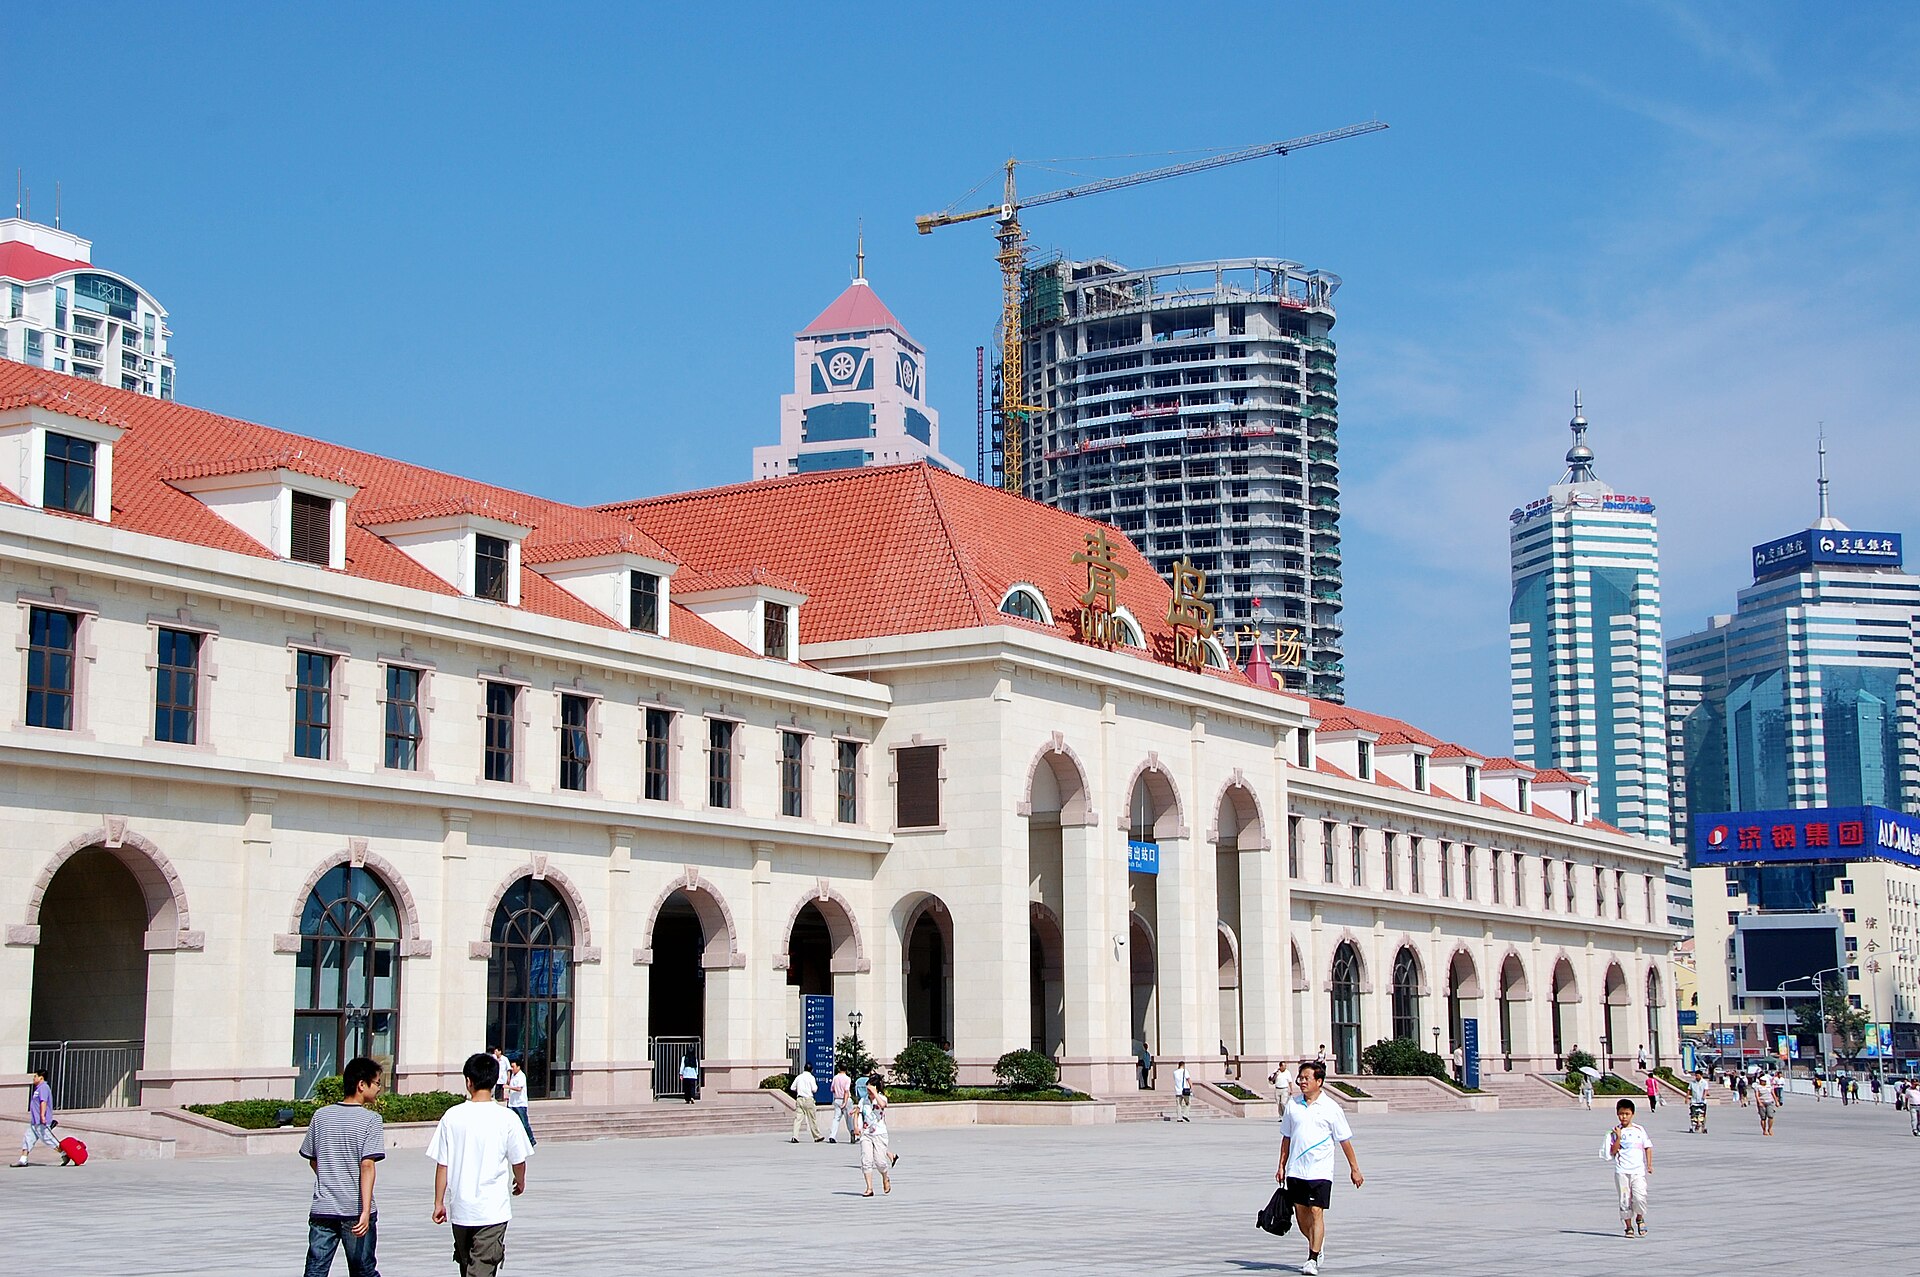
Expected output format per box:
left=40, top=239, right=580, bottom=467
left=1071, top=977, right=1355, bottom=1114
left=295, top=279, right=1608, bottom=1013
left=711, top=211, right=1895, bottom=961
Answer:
left=856, top=1076, right=893, bottom=1197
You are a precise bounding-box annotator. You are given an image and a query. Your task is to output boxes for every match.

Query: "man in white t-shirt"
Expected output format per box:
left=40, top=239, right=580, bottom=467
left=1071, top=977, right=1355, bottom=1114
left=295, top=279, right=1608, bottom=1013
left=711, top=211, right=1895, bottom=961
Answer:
left=428, top=1052, right=533, bottom=1277
left=789, top=1066, right=823, bottom=1143
left=1606, top=1098, right=1653, bottom=1237
left=1171, top=1062, right=1192, bottom=1122
left=1275, top=1060, right=1363, bottom=1276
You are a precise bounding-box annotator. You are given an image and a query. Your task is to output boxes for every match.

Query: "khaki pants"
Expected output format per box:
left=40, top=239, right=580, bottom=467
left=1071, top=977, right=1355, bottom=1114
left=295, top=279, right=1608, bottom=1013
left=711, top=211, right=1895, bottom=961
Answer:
left=451, top=1221, right=508, bottom=1277
left=1615, top=1172, right=1649, bottom=1222
left=793, top=1095, right=820, bottom=1141
left=1174, top=1092, right=1191, bottom=1119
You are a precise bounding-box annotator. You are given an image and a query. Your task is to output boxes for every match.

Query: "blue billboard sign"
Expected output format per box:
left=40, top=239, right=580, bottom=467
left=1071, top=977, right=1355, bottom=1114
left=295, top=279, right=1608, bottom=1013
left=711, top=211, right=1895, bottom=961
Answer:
left=802, top=994, right=835, bottom=1103
left=1677, top=1010, right=1698, bottom=1027
left=1752, top=528, right=1903, bottom=579
left=1692, top=806, right=1920, bottom=870
left=1127, top=839, right=1160, bottom=875
left=1461, top=1018, right=1480, bottom=1091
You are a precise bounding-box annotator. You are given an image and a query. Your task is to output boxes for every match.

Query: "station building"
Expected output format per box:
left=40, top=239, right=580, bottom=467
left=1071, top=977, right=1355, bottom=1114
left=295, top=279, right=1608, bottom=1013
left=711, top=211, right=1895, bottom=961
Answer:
left=0, top=359, right=1678, bottom=1110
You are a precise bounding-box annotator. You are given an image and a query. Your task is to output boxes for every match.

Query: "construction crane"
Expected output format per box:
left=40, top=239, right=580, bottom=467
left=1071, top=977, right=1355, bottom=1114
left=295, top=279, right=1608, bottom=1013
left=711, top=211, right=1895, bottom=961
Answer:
left=917, top=120, right=1388, bottom=494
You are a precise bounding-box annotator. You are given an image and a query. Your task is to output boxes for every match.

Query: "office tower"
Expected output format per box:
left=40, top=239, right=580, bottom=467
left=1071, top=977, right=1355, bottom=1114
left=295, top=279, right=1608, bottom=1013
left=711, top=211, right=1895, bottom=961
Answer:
left=1509, top=396, right=1669, bottom=845
left=1668, top=439, right=1918, bottom=823
left=1017, top=256, right=1345, bottom=700
left=1, top=216, right=175, bottom=399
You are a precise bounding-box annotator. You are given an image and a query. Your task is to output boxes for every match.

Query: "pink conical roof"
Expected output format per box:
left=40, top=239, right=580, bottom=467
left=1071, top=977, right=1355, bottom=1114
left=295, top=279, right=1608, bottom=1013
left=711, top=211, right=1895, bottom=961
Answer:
left=799, top=279, right=912, bottom=341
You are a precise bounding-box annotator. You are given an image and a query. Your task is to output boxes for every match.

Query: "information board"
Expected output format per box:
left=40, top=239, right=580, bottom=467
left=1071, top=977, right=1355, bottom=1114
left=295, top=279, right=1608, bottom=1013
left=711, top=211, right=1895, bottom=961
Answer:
left=1462, top=1018, right=1480, bottom=1091
left=802, top=994, right=835, bottom=1103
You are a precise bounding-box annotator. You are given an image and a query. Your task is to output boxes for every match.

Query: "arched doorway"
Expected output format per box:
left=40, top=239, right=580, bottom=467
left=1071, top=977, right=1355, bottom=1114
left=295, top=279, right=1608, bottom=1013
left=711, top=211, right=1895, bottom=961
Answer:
left=902, top=896, right=953, bottom=1048
left=1031, top=903, right=1065, bottom=1057
left=1129, top=911, right=1158, bottom=1066
left=1645, top=969, right=1666, bottom=1067
left=1550, top=957, right=1579, bottom=1064
left=1330, top=941, right=1363, bottom=1074
left=293, top=865, right=402, bottom=1099
left=649, top=892, right=708, bottom=1075
left=28, top=849, right=150, bottom=1109
left=1446, top=950, right=1481, bottom=1057
left=1218, top=924, right=1243, bottom=1057
left=1602, top=963, right=1629, bottom=1067
left=1497, top=954, right=1529, bottom=1066
left=486, top=878, right=574, bottom=1099
left=1390, top=946, right=1423, bottom=1043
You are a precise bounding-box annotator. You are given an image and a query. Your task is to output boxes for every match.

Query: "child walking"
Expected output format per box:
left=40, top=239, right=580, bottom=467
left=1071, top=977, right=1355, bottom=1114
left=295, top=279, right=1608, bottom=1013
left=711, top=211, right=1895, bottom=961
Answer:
left=1605, top=1098, right=1653, bottom=1238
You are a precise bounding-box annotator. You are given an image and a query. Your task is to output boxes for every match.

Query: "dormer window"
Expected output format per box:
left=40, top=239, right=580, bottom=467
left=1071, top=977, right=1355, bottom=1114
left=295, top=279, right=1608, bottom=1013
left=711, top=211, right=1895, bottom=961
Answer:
left=1356, top=739, right=1373, bottom=780
left=289, top=491, right=332, bottom=566
left=763, top=601, right=792, bottom=659
left=630, top=570, right=661, bottom=634
left=1000, top=585, right=1051, bottom=624
left=43, top=433, right=97, bottom=515
left=475, top=534, right=511, bottom=602
left=1517, top=778, right=1532, bottom=811
left=1464, top=765, right=1480, bottom=802
left=1413, top=752, right=1428, bottom=793
left=1295, top=728, right=1314, bottom=769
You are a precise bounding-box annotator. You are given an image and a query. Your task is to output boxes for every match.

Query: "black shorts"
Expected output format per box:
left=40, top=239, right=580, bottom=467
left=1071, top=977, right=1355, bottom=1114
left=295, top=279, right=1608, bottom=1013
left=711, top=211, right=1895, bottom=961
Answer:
left=1285, top=1177, right=1333, bottom=1209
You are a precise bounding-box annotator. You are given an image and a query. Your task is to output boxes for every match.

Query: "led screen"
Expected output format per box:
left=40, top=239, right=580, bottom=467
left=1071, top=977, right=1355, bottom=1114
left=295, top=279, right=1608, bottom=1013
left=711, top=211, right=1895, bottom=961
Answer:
left=1738, top=926, right=1843, bottom=995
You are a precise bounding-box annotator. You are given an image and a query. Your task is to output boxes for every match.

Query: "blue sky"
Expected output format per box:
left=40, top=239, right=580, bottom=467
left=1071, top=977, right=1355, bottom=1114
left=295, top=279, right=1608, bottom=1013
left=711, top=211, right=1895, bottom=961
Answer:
left=7, top=2, right=1916, bottom=753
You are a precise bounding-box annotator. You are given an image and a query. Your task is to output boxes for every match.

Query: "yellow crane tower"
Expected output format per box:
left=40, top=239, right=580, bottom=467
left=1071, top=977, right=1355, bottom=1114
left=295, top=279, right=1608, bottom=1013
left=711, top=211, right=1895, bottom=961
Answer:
left=916, top=121, right=1387, bottom=494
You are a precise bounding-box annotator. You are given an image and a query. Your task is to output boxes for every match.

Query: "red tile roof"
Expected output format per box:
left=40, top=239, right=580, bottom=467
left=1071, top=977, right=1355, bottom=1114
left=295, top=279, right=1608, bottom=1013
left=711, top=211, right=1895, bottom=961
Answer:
left=0, top=240, right=89, bottom=284
left=162, top=449, right=365, bottom=487
left=798, top=280, right=911, bottom=341
left=1478, top=756, right=1534, bottom=774
left=1530, top=768, right=1591, bottom=787
left=1429, top=742, right=1483, bottom=761
left=673, top=565, right=810, bottom=595
left=601, top=463, right=1206, bottom=671
left=0, top=361, right=742, bottom=657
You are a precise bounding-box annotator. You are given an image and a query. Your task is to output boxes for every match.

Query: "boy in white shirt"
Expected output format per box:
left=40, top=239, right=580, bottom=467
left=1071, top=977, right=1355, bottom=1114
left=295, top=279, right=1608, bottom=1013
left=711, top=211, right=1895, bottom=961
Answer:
left=1606, top=1098, right=1653, bottom=1237
left=428, top=1052, right=533, bottom=1277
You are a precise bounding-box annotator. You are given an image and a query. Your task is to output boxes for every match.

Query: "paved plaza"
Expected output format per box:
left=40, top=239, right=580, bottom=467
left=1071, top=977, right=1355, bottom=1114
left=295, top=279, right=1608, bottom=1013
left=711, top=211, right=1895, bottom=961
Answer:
left=2, top=1096, right=1913, bottom=1275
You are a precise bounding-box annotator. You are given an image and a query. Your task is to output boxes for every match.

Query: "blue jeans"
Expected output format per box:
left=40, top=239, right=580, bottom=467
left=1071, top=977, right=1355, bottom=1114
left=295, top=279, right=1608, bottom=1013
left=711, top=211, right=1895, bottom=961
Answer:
left=306, top=1214, right=379, bottom=1277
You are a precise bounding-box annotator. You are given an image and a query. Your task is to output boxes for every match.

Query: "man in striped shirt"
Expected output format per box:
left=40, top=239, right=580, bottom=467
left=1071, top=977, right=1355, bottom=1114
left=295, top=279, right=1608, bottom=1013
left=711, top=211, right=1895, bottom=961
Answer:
left=299, top=1057, right=387, bottom=1276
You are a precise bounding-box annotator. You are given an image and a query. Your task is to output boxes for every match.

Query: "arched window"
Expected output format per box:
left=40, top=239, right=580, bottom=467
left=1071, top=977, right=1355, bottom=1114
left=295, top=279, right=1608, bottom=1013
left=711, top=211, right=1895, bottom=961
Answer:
left=1330, top=941, right=1362, bottom=1075
left=1391, top=947, right=1422, bottom=1042
left=293, top=866, right=401, bottom=1100
left=999, top=585, right=1051, bottom=624
left=1113, top=609, right=1145, bottom=649
left=1201, top=637, right=1229, bottom=669
left=487, top=878, right=575, bottom=1100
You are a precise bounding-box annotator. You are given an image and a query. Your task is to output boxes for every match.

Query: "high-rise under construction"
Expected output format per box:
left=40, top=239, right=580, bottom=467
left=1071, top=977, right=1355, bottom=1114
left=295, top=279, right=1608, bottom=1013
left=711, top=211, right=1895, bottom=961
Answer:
left=1012, top=256, right=1345, bottom=701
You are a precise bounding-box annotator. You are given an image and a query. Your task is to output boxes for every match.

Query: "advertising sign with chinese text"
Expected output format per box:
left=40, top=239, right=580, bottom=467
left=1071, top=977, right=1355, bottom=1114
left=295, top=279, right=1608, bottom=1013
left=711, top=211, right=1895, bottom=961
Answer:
left=1752, top=529, right=1903, bottom=579
left=1127, top=839, right=1160, bottom=875
left=1692, top=806, right=1920, bottom=870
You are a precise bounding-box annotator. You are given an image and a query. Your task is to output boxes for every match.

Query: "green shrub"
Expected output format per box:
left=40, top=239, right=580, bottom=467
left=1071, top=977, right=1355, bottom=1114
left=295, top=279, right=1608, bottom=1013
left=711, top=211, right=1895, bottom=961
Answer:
left=759, top=1072, right=793, bottom=1090
left=1565, top=1049, right=1599, bottom=1091
left=1329, top=1079, right=1371, bottom=1099
left=834, top=1031, right=878, bottom=1078
left=187, top=1088, right=464, bottom=1130
left=993, top=1049, right=1059, bottom=1091
left=887, top=1085, right=1091, bottom=1103
left=1220, top=1082, right=1259, bottom=1100
left=377, top=1091, right=463, bottom=1124
left=893, top=1041, right=958, bottom=1094
left=312, top=1074, right=344, bottom=1105
left=1359, top=1037, right=1447, bottom=1079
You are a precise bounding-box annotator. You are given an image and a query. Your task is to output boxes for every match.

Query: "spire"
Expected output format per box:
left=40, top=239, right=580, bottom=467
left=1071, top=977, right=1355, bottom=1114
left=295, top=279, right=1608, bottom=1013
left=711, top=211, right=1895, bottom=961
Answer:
left=1559, top=389, right=1600, bottom=485
left=1813, top=424, right=1848, bottom=531
left=854, top=220, right=866, bottom=285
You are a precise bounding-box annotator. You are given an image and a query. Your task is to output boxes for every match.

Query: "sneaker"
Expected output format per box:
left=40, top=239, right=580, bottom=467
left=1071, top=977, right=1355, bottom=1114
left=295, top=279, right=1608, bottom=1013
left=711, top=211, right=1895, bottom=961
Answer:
left=827, top=1138, right=837, bottom=1144
left=11, top=1159, right=26, bottom=1168
left=787, top=1138, right=799, bottom=1143
left=1302, top=1258, right=1319, bottom=1275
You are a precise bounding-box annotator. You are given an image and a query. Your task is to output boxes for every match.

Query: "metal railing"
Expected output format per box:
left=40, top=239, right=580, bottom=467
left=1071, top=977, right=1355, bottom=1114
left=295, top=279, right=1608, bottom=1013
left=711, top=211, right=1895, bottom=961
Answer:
left=650, top=1037, right=701, bottom=1101
left=27, top=1039, right=144, bottom=1110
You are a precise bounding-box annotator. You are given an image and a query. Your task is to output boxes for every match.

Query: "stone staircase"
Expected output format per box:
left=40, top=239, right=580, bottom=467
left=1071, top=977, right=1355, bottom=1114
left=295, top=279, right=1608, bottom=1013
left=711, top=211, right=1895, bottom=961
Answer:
left=526, top=1097, right=791, bottom=1144
left=1347, top=1076, right=1476, bottom=1113
left=1102, top=1091, right=1234, bottom=1122
left=1472, top=1071, right=1584, bottom=1110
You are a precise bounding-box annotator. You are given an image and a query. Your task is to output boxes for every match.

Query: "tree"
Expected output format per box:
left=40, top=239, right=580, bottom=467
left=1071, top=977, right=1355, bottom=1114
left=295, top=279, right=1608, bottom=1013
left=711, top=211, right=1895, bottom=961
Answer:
left=834, top=1029, right=878, bottom=1078
left=1790, top=986, right=1869, bottom=1060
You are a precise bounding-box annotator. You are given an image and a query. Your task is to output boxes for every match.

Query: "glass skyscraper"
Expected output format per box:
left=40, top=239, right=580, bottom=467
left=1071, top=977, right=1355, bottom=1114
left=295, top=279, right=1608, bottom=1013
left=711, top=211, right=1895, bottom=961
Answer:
left=1667, top=454, right=1917, bottom=828
left=1509, top=397, right=1670, bottom=846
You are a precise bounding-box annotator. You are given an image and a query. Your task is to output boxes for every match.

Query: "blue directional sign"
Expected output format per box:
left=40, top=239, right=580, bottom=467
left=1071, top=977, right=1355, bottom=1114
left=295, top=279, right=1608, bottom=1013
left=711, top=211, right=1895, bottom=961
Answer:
left=1462, top=1018, right=1480, bottom=1091
left=1127, top=839, right=1160, bottom=875
left=802, top=994, right=835, bottom=1103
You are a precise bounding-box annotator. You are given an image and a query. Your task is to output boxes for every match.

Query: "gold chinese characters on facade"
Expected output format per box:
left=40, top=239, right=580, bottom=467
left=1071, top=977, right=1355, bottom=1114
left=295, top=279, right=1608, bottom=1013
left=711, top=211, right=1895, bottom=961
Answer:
left=1071, top=529, right=1131, bottom=648
left=1275, top=627, right=1304, bottom=668
left=1165, top=557, right=1216, bottom=671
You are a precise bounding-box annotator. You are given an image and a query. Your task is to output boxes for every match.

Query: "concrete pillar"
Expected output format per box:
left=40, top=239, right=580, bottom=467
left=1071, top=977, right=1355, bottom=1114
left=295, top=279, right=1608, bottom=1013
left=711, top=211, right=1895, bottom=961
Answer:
left=1059, top=818, right=1124, bottom=1092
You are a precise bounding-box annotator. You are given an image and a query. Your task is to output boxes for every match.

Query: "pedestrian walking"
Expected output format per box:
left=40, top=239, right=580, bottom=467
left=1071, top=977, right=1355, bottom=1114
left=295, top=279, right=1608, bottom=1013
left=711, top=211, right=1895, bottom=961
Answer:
left=299, top=1056, right=386, bottom=1277
left=1267, top=1062, right=1295, bottom=1120
left=427, top=1053, right=533, bottom=1277
left=679, top=1051, right=699, bottom=1104
left=1275, top=1061, right=1363, bottom=1276
left=854, top=1075, right=892, bottom=1197
left=1870, top=1074, right=1882, bottom=1104
left=1687, top=1072, right=1709, bottom=1134
left=1135, top=1040, right=1154, bottom=1091
left=826, top=1067, right=853, bottom=1143
left=503, top=1058, right=534, bottom=1146
left=14, top=1066, right=65, bottom=1168
left=1636, top=1045, right=1648, bottom=1073
left=1450, top=1045, right=1464, bottom=1085
left=1643, top=1072, right=1659, bottom=1113
left=1752, top=1071, right=1778, bottom=1136
left=789, top=1066, right=823, bottom=1143
left=1579, top=1074, right=1595, bottom=1110
left=1604, top=1098, right=1653, bottom=1237
left=1172, top=1061, right=1192, bottom=1122
left=1849, top=1076, right=1861, bottom=1105
left=1736, top=1074, right=1749, bottom=1107
left=488, top=1047, right=508, bottom=1103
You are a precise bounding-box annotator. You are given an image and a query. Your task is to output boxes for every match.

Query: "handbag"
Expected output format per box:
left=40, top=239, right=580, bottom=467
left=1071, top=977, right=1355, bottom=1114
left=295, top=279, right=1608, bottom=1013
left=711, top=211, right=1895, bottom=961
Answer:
left=1256, top=1185, right=1294, bottom=1236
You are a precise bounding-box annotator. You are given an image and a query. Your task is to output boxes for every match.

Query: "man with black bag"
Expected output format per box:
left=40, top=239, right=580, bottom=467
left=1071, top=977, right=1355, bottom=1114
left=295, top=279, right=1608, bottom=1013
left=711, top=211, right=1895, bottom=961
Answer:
left=1273, top=1061, right=1363, bottom=1275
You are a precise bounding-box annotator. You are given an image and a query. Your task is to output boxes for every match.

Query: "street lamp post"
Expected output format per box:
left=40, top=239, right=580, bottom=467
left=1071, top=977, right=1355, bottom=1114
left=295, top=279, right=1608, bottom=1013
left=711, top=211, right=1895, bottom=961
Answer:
left=1779, top=967, right=1848, bottom=1077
